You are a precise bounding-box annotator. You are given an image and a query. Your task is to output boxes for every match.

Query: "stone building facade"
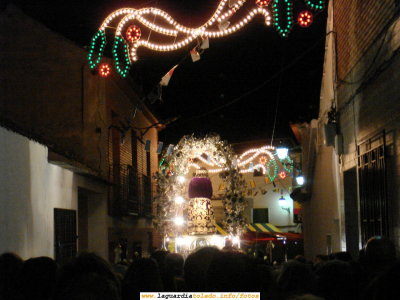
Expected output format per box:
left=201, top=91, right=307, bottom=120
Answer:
left=298, top=0, right=400, bottom=260
left=0, top=4, right=162, bottom=263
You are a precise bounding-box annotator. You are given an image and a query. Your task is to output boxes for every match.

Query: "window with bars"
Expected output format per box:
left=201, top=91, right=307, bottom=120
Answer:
left=54, top=208, right=77, bottom=264
left=357, top=131, right=389, bottom=247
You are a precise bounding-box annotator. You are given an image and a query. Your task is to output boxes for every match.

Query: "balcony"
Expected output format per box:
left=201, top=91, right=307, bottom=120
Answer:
left=109, top=164, right=153, bottom=217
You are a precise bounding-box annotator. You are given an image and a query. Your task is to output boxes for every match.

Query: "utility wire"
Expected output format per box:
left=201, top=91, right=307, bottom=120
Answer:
left=168, top=31, right=332, bottom=126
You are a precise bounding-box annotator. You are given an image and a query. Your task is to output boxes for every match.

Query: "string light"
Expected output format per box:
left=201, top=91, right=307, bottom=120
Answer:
left=99, top=63, right=111, bottom=77
left=113, top=36, right=130, bottom=77
left=259, top=156, right=267, bottom=164
left=88, top=30, right=105, bottom=69
left=256, top=0, right=272, bottom=7
left=298, top=10, right=313, bottom=27
left=281, top=157, right=293, bottom=172
left=306, top=0, right=325, bottom=11
left=272, top=0, right=293, bottom=37
left=267, top=159, right=278, bottom=181
left=90, top=0, right=324, bottom=76
left=126, top=25, right=141, bottom=42
left=91, top=1, right=274, bottom=70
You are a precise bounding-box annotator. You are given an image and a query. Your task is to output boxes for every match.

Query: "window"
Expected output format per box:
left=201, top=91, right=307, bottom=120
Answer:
left=54, top=208, right=77, bottom=264
left=252, top=208, right=269, bottom=223
left=358, top=131, right=389, bottom=247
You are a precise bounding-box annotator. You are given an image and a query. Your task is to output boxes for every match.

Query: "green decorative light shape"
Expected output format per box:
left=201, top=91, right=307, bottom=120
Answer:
left=281, top=157, right=293, bottom=173
left=306, top=0, right=325, bottom=11
left=113, top=36, right=130, bottom=77
left=267, top=159, right=278, bottom=181
left=273, top=0, right=293, bottom=37
left=88, top=30, right=106, bottom=69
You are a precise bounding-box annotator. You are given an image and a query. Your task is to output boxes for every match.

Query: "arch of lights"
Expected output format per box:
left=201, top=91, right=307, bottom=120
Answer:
left=187, top=145, right=293, bottom=182
left=153, top=134, right=248, bottom=238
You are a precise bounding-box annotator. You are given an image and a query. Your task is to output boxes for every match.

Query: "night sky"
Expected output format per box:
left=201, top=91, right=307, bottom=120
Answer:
left=5, top=0, right=328, bottom=145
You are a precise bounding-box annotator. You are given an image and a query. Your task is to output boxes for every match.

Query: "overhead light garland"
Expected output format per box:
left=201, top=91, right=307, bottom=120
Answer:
left=88, top=0, right=325, bottom=76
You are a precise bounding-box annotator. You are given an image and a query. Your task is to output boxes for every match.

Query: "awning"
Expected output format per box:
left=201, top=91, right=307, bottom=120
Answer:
left=215, top=223, right=281, bottom=235
left=247, top=223, right=281, bottom=233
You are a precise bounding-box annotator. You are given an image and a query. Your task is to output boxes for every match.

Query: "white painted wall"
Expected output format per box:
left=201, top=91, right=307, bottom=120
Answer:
left=0, top=127, right=108, bottom=260
left=302, top=0, right=344, bottom=260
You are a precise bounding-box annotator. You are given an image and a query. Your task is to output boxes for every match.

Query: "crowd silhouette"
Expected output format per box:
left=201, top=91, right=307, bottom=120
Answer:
left=0, top=235, right=398, bottom=300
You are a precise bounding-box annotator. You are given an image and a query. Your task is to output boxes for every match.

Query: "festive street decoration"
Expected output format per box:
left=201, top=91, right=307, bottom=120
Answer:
left=305, top=0, right=325, bottom=11
left=99, top=63, right=111, bottom=77
left=160, top=65, right=178, bottom=86
left=256, top=0, right=273, bottom=7
left=272, top=0, right=293, bottom=37
left=298, top=10, right=313, bottom=27
left=153, top=134, right=248, bottom=237
left=267, top=158, right=278, bottom=181
left=190, top=48, right=201, bottom=62
left=126, top=25, right=141, bottom=42
left=88, top=30, right=105, bottom=69
left=281, top=157, right=293, bottom=173
left=113, top=36, right=130, bottom=77
left=87, top=0, right=325, bottom=76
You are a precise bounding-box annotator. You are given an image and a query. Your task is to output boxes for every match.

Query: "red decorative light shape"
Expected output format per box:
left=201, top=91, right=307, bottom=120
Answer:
left=259, top=156, right=267, bottom=164
left=298, top=10, right=313, bottom=27
left=255, top=0, right=272, bottom=7
left=279, top=171, right=287, bottom=179
left=99, top=63, right=111, bottom=77
left=126, top=25, right=141, bottom=43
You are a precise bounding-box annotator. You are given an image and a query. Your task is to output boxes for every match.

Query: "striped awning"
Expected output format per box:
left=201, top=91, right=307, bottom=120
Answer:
left=247, top=223, right=281, bottom=233
left=215, top=223, right=281, bottom=235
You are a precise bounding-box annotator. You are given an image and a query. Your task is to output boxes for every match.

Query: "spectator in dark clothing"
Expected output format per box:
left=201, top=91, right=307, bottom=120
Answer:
left=183, top=246, right=221, bottom=292
left=206, top=250, right=262, bottom=292
left=150, top=250, right=175, bottom=292
left=0, top=252, right=23, bottom=300
left=363, top=236, right=397, bottom=275
left=122, top=257, right=163, bottom=298
left=315, top=259, right=360, bottom=300
left=295, top=255, right=307, bottom=264
left=18, top=256, right=58, bottom=300
left=362, top=261, right=400, bottom=300
left=277, top=260, right=317, bottom=299
left=164, top=252, right=186, bottom=292
left=54, top=251, right=120, bottom=300
left=329, top=251, right=353, bottom=262
left=150, top=249, right=170, bottom=267
left=358, top=235, right=397, bottom=291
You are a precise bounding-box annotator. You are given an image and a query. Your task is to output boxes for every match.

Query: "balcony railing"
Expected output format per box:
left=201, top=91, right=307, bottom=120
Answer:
left=109, top=164, right=154, bottom=217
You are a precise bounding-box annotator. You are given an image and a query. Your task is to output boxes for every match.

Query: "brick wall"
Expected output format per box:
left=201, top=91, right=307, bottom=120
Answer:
left=334, top=0, right=394, bottom=85
left=335, top=0, right=400, bottom=250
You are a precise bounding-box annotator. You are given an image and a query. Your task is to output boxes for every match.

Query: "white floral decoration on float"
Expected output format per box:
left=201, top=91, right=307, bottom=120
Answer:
left=153, top=133, right=248, bottom=241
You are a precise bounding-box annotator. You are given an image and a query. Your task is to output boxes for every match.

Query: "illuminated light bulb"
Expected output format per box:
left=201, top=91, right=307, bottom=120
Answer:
left=278, top=196, right=287, bottom=207
left=99, top=63, right=111, bottom=77
left=175, top=196, right=184, bottom=204
left=178, top=175, right=185, bottom=183
left=175, top=217, right=184, bottom=226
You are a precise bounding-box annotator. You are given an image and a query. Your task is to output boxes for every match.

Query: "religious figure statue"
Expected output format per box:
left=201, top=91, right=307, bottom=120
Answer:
left=187, top=168, right=216, bottom=235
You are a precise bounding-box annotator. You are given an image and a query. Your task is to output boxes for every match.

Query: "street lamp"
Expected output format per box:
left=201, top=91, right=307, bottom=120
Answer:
left=296, top=172, right=304, bottom=185
left=278, top=190, right=290, bottom=213
left=276, top=147, right=289, bottom=160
